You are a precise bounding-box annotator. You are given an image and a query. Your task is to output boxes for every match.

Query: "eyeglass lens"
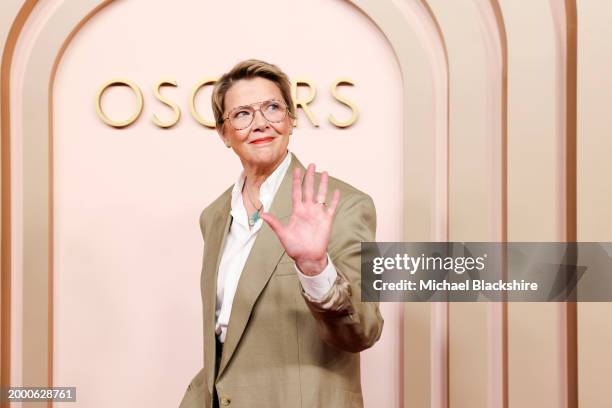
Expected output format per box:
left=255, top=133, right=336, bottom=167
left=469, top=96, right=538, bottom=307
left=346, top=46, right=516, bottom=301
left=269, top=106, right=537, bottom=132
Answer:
left=229, top=100, right=287, bottom=130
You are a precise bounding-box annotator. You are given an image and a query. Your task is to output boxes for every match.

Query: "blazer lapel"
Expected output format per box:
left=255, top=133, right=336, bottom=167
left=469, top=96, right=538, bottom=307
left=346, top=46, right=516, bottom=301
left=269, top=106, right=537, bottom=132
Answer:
left=201, top=192, right=232, bottom=393
left=217, top=155, right=305, bottom=378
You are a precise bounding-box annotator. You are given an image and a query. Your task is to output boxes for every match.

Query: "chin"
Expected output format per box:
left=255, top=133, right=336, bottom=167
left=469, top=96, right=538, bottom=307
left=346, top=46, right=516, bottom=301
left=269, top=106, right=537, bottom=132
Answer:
left=247, top=148, right=284, bottom=167
left=254, top=149, right=281, bottom=163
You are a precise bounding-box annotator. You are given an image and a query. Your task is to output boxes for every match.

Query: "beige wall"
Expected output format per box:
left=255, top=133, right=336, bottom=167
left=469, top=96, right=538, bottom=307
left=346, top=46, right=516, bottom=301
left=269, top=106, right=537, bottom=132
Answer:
left=2, top=1, right=611, bottom=408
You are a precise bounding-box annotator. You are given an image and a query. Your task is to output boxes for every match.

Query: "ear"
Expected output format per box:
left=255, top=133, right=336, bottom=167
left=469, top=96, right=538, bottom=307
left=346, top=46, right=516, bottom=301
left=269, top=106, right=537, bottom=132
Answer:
left=291, top=112, right=297, bottom=129
left=287, top=112, right=296, bottom=132
left=217, top=125, right=231, bottom=148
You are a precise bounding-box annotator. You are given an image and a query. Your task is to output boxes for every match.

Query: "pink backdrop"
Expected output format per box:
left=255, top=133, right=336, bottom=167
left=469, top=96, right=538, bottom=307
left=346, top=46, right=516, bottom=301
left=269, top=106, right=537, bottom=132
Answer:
left=51, top=0, right=403, bottom=406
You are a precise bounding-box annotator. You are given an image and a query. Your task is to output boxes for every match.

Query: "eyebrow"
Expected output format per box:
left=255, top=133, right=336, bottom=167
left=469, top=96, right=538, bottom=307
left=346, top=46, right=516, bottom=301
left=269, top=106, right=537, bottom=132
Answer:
left=228, top=98, right=281, bottom=112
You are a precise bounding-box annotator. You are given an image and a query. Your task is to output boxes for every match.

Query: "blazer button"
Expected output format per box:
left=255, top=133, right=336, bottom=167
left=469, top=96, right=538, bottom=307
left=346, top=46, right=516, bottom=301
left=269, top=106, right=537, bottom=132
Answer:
left=220, top=396, right=231, bottom=406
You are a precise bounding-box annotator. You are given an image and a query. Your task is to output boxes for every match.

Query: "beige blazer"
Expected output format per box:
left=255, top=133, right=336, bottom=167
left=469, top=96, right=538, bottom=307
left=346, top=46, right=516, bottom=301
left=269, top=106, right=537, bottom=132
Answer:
left=179, top=154, right=384, bottom=408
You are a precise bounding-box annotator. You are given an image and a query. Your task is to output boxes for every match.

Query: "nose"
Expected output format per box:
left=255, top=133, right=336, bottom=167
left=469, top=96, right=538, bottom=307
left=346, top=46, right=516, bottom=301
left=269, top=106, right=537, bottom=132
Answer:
left=251, top=108, right=269, bottom=130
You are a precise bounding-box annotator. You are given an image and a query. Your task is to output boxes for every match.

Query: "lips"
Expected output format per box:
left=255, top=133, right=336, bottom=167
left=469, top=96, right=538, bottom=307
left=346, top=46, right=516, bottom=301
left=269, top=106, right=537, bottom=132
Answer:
left=249, top=136, right=275, bottom=144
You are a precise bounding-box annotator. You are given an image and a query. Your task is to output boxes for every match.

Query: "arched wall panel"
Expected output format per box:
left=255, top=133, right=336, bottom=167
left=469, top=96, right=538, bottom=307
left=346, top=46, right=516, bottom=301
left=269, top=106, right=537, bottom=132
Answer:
left=498, top=0, right=574, bottom=407
left=576, top=1, right=612, bottom=408
left=426, top=1, right=502, bottom=407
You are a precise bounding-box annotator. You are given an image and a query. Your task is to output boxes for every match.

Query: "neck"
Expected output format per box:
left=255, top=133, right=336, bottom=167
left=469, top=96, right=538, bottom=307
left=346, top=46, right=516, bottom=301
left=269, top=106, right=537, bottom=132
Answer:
left=242, top=151, right=288, bottom=191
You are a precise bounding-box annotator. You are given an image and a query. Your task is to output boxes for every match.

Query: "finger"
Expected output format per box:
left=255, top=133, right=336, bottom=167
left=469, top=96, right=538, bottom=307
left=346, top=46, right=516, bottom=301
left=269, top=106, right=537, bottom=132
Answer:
left=327, top=189, right=340, bottom=216
left=292, top=167, right=302, bottom=207
left=302, top=163, right=315, bottom=203
left=316, top=171, right=328, bottom=205
left=261, top=212, right=286, bottom=240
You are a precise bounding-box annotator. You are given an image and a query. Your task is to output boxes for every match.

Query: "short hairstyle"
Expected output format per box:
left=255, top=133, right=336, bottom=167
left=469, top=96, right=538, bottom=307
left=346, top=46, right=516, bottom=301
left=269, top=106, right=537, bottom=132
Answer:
left=212, top=59, right=295, bottom=130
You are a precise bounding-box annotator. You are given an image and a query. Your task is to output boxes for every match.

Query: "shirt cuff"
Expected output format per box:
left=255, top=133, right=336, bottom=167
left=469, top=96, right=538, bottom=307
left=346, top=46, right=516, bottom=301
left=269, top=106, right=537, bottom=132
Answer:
left=295, top=254, right=338, bottom=301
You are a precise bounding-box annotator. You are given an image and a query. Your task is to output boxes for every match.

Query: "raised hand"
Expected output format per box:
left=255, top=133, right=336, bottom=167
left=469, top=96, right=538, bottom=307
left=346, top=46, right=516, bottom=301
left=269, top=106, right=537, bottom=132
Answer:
left=260, top=164, right=340, bottom=276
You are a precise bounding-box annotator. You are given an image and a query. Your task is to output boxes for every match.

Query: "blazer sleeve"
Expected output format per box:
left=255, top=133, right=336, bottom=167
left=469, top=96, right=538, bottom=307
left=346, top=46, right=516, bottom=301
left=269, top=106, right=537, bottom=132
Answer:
left=299, top=193, right=384, bottom=353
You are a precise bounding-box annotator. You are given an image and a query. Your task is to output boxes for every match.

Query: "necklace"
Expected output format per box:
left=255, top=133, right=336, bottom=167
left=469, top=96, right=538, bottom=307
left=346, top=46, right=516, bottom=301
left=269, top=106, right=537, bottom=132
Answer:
left=243, top=178, right=263, bottom=226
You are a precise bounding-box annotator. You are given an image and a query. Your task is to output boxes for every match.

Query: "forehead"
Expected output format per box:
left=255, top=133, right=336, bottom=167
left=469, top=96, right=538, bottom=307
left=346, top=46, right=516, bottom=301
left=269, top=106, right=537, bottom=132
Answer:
left=224, top=77, right=284, bottom=111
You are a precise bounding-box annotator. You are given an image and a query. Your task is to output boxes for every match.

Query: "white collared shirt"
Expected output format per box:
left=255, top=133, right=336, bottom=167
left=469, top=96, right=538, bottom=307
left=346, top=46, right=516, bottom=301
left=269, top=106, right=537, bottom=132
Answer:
left=215, top=151, right=338, bottom=342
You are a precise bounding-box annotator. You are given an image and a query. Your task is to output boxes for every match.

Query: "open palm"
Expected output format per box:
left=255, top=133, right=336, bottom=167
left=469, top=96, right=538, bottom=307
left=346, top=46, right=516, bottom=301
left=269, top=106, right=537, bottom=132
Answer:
left=261, top=164, right=340, bottom=276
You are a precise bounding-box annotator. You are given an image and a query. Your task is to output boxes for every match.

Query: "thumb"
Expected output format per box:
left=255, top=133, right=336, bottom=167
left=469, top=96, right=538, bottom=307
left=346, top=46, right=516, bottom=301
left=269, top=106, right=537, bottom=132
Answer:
left=260, top=211, right=285, bottom=239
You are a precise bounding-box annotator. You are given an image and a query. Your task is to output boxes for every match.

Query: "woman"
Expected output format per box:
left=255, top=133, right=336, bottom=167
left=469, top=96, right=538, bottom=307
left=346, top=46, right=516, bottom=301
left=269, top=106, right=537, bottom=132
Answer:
left=179, top=59, right=383, bottom=408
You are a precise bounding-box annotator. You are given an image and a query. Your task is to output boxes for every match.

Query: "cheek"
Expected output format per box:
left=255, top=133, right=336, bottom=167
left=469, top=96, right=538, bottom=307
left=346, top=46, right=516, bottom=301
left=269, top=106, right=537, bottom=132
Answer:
left=227, top=129, right=249, bottom=144
left=273, top=118, right=293, bottom=136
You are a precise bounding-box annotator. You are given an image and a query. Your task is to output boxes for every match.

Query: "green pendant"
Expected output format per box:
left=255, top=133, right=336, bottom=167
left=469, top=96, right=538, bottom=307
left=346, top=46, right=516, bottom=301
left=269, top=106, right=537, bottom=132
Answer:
left=249, top=209, right=260, bottom=226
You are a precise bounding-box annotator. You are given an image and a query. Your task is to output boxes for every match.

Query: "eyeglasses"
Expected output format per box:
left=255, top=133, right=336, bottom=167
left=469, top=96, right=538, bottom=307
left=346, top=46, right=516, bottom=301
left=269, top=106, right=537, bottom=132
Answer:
left=223, top=99, right=289, bottom=130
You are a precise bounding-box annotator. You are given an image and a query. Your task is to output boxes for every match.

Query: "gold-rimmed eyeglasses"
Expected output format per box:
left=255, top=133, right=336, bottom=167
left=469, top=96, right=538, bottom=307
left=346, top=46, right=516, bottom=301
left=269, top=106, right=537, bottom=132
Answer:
left=222, top=99, right=289, bottom=130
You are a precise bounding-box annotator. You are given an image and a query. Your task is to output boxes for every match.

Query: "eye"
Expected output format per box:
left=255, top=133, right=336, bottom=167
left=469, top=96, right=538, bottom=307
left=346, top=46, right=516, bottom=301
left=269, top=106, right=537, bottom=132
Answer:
left=232, top=110, right=251, bottom=119
left=264, top=102, right=281, bottom=112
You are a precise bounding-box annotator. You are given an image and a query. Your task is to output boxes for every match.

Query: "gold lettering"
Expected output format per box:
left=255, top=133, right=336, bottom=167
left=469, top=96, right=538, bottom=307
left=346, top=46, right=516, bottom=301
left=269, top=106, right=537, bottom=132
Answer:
left=152, top=79, right=180, bottom=128
left=291, top=79, right=319, bottom=127
left=95, top=79, right=143, bottom=128
left=190, top=77, right=218, bottom=128
left=329, top=78, right=358, bottom=128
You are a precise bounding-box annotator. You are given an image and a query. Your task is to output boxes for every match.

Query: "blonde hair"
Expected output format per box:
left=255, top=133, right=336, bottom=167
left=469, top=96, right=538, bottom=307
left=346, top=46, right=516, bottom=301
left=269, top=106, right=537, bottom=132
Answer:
left=212, top=59, right=295, bottom=130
